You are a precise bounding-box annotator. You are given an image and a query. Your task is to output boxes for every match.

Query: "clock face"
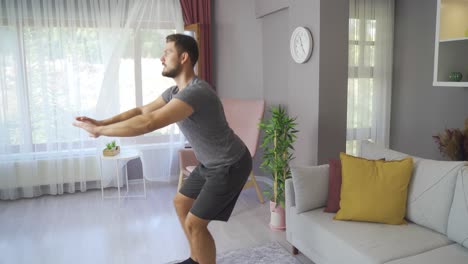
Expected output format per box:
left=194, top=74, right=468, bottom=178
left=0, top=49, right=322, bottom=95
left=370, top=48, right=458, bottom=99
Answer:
left=290, top=26, right=313, bottom=64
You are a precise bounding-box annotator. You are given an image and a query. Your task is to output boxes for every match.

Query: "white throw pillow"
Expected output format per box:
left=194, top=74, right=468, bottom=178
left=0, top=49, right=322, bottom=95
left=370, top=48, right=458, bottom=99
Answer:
left=447, top=166, right=468, bottom=248
left=291, top=165, right=329, bottom=214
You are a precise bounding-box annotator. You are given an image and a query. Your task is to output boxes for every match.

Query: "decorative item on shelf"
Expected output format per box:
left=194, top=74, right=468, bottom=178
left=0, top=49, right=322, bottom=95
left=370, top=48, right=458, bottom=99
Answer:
left=433, top=118, right=468, bottom=161
left=103, top=140, right=120, bottom=156
left=259, top=106, right=299, bottom=231
left=448, top=72, right=463, bottom=82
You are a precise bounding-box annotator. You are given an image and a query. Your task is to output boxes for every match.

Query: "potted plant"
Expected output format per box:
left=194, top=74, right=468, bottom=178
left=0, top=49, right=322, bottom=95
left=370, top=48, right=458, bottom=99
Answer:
left=259, top=105, right=298, bottom=230
left=433, top=118, right=468, bottom=161
left=103, top=140, right=120, bottom=156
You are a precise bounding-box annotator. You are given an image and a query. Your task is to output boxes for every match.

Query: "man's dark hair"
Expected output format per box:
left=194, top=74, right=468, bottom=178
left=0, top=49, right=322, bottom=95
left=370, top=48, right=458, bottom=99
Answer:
left=166, top=34, right=199, bottom=67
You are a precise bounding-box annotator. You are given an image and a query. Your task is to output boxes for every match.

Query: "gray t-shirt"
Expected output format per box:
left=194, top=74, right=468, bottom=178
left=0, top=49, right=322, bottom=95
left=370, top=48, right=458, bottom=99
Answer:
left=161, top=77, right=246, bottom=168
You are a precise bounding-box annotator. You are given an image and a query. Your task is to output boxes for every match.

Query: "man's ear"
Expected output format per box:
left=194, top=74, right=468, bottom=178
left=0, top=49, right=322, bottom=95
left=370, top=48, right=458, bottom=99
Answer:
left=180, top=52, right=190, bottom=65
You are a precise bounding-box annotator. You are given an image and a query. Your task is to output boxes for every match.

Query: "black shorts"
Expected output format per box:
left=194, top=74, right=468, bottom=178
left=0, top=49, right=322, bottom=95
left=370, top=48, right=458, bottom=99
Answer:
left=179, top=149, right=252, bottom=222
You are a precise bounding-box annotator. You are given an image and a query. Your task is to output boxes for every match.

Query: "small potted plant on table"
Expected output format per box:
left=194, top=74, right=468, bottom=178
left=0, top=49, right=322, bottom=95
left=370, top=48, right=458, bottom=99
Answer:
left=103, top=140, right=120, bottom=156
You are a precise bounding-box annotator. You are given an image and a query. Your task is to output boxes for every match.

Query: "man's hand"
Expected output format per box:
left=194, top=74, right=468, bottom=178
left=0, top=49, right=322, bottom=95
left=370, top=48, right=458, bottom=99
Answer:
left=73, top=119, right=101, bottom=138
left=72, top=99, right=192, bottom=138
left=75, top=116, right=102, bottom=126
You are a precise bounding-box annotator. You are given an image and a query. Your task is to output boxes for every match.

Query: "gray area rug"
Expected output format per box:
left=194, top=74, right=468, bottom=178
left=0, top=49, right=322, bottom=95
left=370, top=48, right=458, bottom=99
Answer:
left=216, top=242, right=302, bottom=264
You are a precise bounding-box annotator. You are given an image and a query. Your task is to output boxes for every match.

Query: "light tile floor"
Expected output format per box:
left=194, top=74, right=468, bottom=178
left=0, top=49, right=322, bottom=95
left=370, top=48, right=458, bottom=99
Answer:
left=0, top=181, right=314, bottom=264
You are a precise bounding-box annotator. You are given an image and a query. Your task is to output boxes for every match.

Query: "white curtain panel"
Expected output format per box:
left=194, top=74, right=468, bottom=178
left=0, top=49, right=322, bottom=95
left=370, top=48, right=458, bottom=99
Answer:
left=0, top=0, right=184, bottom=200
left=347, top=0, right=394, bottom=154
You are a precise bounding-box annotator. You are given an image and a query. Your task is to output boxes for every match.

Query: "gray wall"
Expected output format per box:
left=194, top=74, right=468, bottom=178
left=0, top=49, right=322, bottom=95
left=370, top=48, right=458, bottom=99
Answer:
left=317, top=0, right=349, bottom=164
left=213, top=0, right=263, bottom=99
left=213, top=0, right=264, bottom=175
left=131, top=0, right=468, bottom=182
left=391, top=0, right=468, bottom=159
left=287, top=0, right=321, bottom=166
left=214, top=0, right=348, bottom=170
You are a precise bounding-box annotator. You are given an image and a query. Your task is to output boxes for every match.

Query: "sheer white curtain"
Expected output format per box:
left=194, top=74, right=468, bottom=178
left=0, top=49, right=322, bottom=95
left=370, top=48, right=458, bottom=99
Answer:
left=0, top=0, right=184, bottom=200
left=347, top=0, right=394, bottom=154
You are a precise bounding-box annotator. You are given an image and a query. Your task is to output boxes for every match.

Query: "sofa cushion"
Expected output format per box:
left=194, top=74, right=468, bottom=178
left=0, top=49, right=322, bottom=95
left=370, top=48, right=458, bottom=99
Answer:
left=385, top=244, right=468, bottom=264
left=288, top=208, right=452, bottom=264
left=447, top=166, right=468, bottom=248
left=291, top=165, right=329, bottom=213
left=324, top=159, right=342, bottom=213
left=406, top=158, right=465, bottom=234
left=335, top=153, right=413, bottom=225
left=359, top=141, right=465, bottom=234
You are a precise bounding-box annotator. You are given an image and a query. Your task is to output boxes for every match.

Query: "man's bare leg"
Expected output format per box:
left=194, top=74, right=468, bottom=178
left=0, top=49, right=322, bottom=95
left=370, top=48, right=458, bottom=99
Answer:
left=186, top=213, right=216, bottom=264
left=173, top=193, right=197, bottom=260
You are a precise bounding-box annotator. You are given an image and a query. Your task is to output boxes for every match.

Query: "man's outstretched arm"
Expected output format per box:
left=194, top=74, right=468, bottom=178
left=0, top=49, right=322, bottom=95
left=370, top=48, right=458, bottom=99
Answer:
left=73, top=99, right=192, bottom=137
left=76, top=96, right=168, bottom=126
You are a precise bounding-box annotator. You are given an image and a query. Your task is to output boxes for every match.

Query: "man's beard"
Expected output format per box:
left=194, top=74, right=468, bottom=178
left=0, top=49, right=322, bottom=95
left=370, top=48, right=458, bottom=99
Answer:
left=162, top=63, right=182, bottom=78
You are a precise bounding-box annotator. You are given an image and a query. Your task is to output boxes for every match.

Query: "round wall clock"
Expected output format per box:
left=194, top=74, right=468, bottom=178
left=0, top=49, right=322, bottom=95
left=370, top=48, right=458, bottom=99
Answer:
left=290, top=26, right=313, bottom=64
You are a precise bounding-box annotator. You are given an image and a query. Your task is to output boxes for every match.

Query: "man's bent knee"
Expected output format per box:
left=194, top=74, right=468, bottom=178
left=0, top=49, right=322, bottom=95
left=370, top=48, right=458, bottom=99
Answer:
left=173, top=192, right=194, bottom=212
left=185, top=213, right=209, bottom=234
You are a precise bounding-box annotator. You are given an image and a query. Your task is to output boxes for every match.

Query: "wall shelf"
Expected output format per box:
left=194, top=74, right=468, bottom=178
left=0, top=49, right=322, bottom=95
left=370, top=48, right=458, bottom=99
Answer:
left=433, top=81, right=468, bottom=87
left=439, top=37, right=468, bottom=43
left=433, top=0, right=468, bottom=87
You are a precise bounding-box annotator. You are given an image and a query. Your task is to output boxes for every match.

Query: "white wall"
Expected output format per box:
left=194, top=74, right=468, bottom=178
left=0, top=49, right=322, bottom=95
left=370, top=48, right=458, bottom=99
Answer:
left=213, top=0, right=263, bottom=99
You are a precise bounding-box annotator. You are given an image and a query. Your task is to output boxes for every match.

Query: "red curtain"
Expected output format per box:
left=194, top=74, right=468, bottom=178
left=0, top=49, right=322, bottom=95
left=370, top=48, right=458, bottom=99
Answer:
left=180, top=0, right=212, bottom=86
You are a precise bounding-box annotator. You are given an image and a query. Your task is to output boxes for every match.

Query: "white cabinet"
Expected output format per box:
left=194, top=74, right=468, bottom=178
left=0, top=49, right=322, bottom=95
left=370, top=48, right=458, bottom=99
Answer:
left=433, top=0, right=468, bottom=87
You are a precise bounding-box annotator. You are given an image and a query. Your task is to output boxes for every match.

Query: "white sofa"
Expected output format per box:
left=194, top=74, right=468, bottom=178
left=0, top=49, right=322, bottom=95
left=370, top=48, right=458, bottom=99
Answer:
left=285, top=141, right=468, bottom=264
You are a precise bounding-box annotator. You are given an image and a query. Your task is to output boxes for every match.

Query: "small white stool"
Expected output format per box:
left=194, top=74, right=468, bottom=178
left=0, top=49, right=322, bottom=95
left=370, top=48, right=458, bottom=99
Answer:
left=99, top=148, right=146, bottom=200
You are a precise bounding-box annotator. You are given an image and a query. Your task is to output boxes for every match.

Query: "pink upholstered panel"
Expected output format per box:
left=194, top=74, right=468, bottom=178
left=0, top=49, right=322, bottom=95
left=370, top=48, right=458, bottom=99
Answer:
left=221, top=99, right=265, bottom=157
left=179, top=148, right=199, bottom=176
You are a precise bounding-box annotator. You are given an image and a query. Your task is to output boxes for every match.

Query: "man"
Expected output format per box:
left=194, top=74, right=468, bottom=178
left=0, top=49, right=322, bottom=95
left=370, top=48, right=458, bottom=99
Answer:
left=73, top=34, right=252, bottom=264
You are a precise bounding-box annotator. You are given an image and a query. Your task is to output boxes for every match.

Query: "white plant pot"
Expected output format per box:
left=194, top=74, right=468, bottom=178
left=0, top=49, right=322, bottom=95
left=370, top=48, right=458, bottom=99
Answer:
left=269, top=201, right=286, bottom=231
left=270, top=211, right=282, bottom=226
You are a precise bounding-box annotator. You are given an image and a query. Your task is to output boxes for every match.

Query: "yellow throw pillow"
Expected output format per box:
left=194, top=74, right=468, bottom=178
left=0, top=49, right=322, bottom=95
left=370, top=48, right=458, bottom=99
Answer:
left=334, top=152, right=413, bottom=225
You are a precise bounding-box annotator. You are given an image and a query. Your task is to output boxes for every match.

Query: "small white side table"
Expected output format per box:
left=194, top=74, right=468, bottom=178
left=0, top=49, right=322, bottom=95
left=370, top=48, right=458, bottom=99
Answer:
left=99, top=149, right=146, bottom=200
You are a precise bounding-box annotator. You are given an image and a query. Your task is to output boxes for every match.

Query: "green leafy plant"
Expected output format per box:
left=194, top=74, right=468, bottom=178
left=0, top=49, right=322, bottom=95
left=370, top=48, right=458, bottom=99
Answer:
left=259, top=105, right=299, bottom=208
left=106, top=140, right=117, bottom=150
left=433, top=118, right=468, bottom=161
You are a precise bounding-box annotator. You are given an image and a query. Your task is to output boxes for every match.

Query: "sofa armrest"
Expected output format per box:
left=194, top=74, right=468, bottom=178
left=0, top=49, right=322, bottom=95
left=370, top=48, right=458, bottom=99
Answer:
left=285, top=178, right=295, bottom=208
left=285, top=178, right=296, bottom=239
left=290, top=165, right=329, bottom=214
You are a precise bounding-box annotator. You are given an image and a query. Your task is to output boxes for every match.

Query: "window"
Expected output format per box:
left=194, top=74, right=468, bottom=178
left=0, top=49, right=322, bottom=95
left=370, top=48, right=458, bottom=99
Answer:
left=0, top=0, right=191, bottom=154
left=347, top=17, right=377, bottom=155
left=1, top=25, right=181, bottom=150
left=115, top=27, right=185, bottom=142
